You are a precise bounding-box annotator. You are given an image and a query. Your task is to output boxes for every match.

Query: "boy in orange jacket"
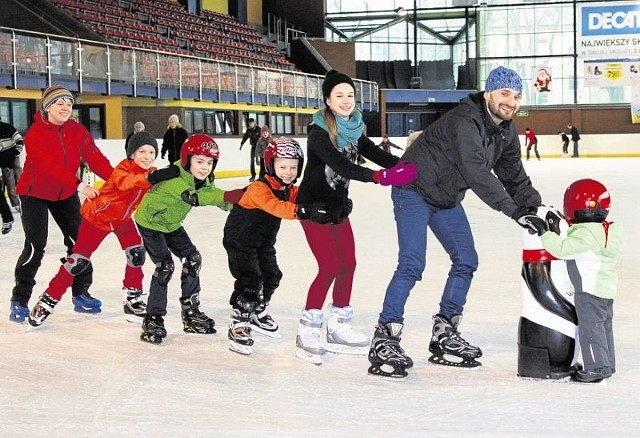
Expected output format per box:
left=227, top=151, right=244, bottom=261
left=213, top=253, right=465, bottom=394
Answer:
left=28, top=132, right=180, bottom=327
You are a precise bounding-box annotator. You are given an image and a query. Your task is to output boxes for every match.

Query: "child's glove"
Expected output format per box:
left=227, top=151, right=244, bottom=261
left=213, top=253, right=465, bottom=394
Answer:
left=181, top=189, right=199, bottom=206
left=296, top=203, right=330, bottom=224
left=342, top=198, right=353, bottom=217
left=223, top=189, right=245, bottom=204
left=512, top=206, right=547, bottom=235
left=148, top=164, right=180, bottom=185
left=373, top=161, right=417, bottom=186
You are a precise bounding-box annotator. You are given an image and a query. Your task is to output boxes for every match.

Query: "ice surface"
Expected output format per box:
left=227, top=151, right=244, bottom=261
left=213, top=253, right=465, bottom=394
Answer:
left=1, top=158, right=639, bottom=437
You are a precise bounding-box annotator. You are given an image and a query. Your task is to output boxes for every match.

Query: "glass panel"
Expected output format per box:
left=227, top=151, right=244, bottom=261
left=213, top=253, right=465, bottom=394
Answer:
left=16, top=34, right=47, bottom=75
left=110, top=47, right=134, bottom=83
left=201, top=61, right=219, bottom=91
left=182, top=58, right=200, bottom=89
left=81, top=43, right=107, bottom=80
left=49, top=39, right=77, bottom=77
left=158, top=54, right=177, bottom=87
left=136, top=50, right=157, bottom=86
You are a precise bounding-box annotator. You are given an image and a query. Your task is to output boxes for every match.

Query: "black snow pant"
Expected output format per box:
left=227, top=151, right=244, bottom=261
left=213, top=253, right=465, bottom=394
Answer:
left=138, top=225, right=200, bottom=317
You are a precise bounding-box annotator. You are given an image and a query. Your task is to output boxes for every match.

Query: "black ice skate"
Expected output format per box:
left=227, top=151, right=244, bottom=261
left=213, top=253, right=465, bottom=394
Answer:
left=428, top=314, right=482, bottom=368
left=228, top=309, right=254, bottom=355
left=367, top=322, right=413, bottom=379
left=180, top=293, right=216, bottom=334
left=140, top=315, right=167, bottom=344
left=249, top=302, right=281, bottom=338
left=123, top=287, right=146, bottom=322
left=28, top=293, right=59, bottom=328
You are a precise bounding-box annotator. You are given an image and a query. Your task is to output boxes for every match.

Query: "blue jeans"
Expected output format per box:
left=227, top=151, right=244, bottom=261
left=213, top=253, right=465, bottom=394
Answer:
left=378, top=187, right=479, bottom=324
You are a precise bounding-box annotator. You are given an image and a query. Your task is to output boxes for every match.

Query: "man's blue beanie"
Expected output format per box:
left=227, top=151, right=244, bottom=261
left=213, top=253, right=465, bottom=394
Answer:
left=485, top=66, right=523, bottom=93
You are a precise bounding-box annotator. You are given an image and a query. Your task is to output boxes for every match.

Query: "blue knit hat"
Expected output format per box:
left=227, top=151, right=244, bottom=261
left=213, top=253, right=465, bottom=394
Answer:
left=485, top=66, right=523, bottom=93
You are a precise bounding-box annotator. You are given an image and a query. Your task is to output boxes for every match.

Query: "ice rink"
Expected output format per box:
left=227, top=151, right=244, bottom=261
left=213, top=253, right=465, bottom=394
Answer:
left=1, top=157, right=639, bottom=437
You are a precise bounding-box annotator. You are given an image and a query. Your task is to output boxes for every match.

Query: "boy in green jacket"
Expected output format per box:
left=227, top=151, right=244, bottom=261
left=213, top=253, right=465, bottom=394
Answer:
left=134, top=134, right=243, bottom=344
left=527, top=178, right=624, bottom=383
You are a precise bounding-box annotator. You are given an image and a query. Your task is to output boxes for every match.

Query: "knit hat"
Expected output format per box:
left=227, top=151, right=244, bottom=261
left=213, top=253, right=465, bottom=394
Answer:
left=42, top=85, right=74, bottom=111
left=485, top=66, right=523, bottom=94
left=127, top=131, right=158, bottom=159
left=322, top=70, right=356, bottom=99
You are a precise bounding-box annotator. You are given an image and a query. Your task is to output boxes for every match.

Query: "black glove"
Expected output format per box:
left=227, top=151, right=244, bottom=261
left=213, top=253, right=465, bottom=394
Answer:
left=181, top=189, right=199, bottom=206
left=148, top=164, right=180, bottom=185
left=512, top=206, right=547, bottom=236
left=12, top=148, right=20, bottom=156
left=297, top=203, right=330, bottom=224
left=342, top=198, right=353, bottom=217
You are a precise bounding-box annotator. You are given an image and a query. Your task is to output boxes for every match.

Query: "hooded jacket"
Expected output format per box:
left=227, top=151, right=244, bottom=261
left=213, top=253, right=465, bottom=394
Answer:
left=17, top=111, right=113, bottom=201
left=80, top=159, right=155, bottom=232
left=134, top=161, right=231, bottom=233
left=402, top=92, right=541, bottom=216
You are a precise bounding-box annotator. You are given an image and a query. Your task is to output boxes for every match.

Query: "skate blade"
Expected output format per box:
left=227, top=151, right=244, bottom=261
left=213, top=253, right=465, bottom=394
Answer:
left=296, top=348, right=322, bottom=365
left=250, top=325, right=282, bottom=339
left=228, top=341, right=253, bottom=355
left=74, top=306, right=102, bottom=314
left=25, top=322, right=45, bottom=332
left=124, top=313, right=145, bottom=323
left=367, top=364, right=408, bottom=380
left=324, top=343, right=368, bottom=356
left=428, top=354, right=482, bottom=368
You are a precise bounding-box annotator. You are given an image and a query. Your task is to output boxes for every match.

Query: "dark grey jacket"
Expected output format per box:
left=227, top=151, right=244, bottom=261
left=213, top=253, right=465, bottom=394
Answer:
left=403, top=92, right=541, bottom=217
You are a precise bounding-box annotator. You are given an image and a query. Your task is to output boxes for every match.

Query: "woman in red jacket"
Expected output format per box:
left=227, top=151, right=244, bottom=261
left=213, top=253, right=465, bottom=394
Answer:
left=28, top=132, right=180, bottom=327
left=9, top=85, right=114, bottom=322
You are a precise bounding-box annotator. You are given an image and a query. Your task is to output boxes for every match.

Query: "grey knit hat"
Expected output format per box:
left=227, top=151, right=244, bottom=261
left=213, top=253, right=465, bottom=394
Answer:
left=485, top=66, right=523, bottom=93
left=127, top=131, right=158, bottom=158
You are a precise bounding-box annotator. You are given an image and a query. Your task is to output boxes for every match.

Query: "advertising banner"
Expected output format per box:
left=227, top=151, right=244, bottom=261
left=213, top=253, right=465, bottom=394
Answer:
left=578, top=2, right=640, bottom=59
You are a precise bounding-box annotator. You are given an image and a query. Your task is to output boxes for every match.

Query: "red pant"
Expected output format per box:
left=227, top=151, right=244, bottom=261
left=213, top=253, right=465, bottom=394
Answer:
left=46, top=218, right=144, bottom=300
left=301, top=219, right=356, bottom=310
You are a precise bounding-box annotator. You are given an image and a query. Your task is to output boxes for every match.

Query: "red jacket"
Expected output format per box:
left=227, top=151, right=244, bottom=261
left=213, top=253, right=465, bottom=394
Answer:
left=81, top=159, right=155, bottom=232
left=17, top=111, right=113, bottom=201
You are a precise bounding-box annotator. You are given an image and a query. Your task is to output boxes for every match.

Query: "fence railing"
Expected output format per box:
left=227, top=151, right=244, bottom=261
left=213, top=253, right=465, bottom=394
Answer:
left=0, top=26, right=378, bottom=111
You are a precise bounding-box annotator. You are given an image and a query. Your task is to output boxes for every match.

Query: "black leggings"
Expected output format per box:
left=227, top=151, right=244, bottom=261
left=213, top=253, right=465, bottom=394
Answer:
left=12, top=194, right=93, bottom=305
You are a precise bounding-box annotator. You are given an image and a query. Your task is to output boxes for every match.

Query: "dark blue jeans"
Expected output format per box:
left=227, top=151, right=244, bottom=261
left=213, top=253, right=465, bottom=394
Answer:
left=378, top=187, right=479, bottom=324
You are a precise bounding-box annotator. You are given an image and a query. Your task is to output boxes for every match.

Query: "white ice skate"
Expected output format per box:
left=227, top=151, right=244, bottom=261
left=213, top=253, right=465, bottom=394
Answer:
left=324, top=304, right=369, bottom=356
left=295, top=309, right=325, bottom=365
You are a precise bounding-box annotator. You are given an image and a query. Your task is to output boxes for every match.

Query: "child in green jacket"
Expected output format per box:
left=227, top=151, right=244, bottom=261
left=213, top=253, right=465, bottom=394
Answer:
left=134, top=134, right=243, bottom=344
left=529, top=178, right=624, bottom=383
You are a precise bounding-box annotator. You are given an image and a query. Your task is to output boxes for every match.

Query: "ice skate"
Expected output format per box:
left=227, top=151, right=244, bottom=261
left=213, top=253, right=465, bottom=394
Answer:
left=295, top=309, right=325, bottom=365
left=428, top=314, right=482, bottom=368
left=367, top=322, right=413, bottom=379
left=10, top=300, right=30, bottom=323
left=228, top=309, right=254, bottom=355
left=325, top=304, right=368, bottom=356
left=140, top=315, right=167, bottom=344
left=250, top=302, right=281, bottom=338
left=123, top=287, right=146, bottom=322
left=180, top=293, right=216, bottom=334
left=27, top=293, right=59, bottom=328
left=72, top=292, right=102, bottom=314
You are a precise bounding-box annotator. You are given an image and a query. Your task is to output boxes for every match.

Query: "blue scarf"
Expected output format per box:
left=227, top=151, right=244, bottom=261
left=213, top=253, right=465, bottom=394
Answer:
left=313, top=109, right=364, bottom=150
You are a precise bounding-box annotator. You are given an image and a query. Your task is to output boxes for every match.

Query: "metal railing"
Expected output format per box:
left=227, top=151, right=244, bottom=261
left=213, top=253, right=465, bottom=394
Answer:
left=0, top=26, right=378, bottom=111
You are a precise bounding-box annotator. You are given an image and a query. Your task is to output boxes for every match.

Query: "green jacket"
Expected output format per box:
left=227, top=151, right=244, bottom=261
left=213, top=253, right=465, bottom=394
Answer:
left=541, top=222, right=624, bottom=299
left=134, top=163, right=231, bottom=233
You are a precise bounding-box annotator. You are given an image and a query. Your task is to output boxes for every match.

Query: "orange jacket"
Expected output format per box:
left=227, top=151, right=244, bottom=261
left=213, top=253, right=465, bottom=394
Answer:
left=80, top=159, right=155, bottom=231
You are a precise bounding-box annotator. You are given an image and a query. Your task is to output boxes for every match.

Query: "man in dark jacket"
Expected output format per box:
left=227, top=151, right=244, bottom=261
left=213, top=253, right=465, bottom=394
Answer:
left=368, top=66, right=544, bottom=378
left=567, top=123, right=581, bottom=157
left=239, top=118, right=261, bottom=182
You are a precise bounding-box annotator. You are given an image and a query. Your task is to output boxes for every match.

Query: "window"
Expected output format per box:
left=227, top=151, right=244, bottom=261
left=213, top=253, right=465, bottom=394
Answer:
left=184, top=109, right=235, bottom=135
left=0, top=99, right=30, bottom=134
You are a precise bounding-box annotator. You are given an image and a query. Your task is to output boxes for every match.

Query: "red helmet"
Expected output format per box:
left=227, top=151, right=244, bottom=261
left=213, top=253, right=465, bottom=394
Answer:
left=563, top=178, right=610, bottom=223
left=180, top=134, right=220, bottom=168
left=264, top=137, right=304, bottom=179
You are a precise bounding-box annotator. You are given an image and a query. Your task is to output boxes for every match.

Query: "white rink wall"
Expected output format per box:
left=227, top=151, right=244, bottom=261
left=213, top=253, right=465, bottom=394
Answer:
left=91, top=133, right=640, bottom=182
